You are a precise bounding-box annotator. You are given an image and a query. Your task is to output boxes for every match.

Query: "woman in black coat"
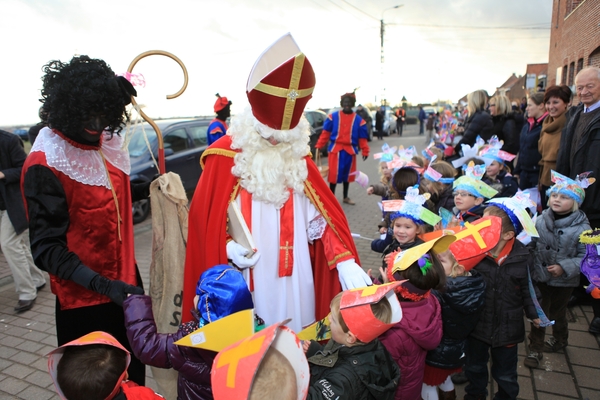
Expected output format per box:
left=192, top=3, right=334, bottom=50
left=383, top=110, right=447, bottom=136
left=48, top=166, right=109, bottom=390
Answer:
left=485, top=94, right=520, bottom=171
left=454, top=90, right=492, bottom=153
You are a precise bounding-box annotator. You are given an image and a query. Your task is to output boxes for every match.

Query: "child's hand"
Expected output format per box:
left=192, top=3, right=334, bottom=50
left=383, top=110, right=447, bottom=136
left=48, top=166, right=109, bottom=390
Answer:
left=546, top=264, right=564, bottom=278
left=302, top=340, right=310, bottom=353
left=531, top=318, right=541, bottom=329
left=379, top=267, right=389, bottom=283
left=367, top=187, right=374, bottom=195
left=379, top=227, right=387, bottom=234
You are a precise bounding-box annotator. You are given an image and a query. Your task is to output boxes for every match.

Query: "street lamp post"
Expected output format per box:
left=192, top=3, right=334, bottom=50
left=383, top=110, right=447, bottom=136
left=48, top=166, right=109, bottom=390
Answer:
left=380, top=4, right=403, bottom=106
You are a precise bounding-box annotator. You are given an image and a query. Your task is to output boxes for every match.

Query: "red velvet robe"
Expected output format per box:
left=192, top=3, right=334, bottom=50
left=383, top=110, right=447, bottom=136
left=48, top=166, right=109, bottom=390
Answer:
left=182, top=135, right=361, bottom=324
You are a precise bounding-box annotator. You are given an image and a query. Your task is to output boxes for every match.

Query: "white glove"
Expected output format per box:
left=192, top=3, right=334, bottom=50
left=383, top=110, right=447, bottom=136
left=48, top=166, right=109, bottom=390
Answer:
left=226, top=241, right=261, bottom=269
left=336, top=258, right=372, bottom=290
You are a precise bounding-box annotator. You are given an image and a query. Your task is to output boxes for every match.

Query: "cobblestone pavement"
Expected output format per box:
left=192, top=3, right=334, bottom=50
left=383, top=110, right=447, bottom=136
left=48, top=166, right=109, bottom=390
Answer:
left=1, top=124, right=599, bottom=399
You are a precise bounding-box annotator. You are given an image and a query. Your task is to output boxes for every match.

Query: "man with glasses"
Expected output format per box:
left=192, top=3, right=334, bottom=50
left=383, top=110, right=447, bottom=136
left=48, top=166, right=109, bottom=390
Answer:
left=556, top=66, right=600, bottom=335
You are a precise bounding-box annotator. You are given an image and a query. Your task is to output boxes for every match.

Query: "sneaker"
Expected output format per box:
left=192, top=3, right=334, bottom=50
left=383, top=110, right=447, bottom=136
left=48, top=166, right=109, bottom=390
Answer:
left=450, top=371, right=468, bottom=384
left=524, top=351, right=543, bottom=368
left=544, top=336, right=567, bottom=352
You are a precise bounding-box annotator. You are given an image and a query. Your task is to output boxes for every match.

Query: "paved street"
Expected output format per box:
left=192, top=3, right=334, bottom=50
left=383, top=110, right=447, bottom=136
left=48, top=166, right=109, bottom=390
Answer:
left=1, top=123, right=600, bottom=399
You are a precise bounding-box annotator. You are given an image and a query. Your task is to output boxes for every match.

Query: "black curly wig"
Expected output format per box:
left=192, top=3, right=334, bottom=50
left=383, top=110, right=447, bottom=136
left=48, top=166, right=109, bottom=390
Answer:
left=40, top=55, right=133, bottom=144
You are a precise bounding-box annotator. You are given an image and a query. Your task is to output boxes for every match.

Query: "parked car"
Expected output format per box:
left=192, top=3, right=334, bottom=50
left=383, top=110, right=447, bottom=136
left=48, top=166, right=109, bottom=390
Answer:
left=372, top=106, right=397, bottom=136
left=127, top=118, right=210, bottom=223
left=13, top=128, right=29, bottom=141
left=304, top=109, right=328, bottom=157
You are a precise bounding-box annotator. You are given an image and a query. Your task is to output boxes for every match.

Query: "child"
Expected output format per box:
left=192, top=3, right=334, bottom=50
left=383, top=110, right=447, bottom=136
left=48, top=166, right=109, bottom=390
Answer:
left=377, top=186, right=441, bottom=278
left=422, top=156, right=457, bottom=213
left=379, top=236, right=455, bottom=400
left=421, top=239, right=488, bottom=400
left=123, top=265, right=256, bottom=400
left=211, top=321, right=310, bottom=400
left=304, top=284, right=402, bottom=399
left=372, top=167, right=425, bottom=253
left=368, top=161, right=394, bottom=234
left=452, top=162, right=498, bottom=224
left=479, top=136, right=518, bottom=198
left=525, top=171, right=593, bottom=368
left=47, top=331, right=163, bottom=400
left=464, top=194, right=541, bottom=400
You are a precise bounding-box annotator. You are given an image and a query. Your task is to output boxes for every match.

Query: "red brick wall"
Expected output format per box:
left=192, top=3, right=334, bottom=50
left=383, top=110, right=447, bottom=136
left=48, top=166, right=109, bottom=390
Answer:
left=548, top=0, right=600, bottom=101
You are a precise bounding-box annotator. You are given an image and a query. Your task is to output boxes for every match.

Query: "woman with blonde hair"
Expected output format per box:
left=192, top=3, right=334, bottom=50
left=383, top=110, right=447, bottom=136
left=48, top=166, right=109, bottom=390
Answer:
left=454, top=90, right=493, bottom=152
left=486, top=94, right=520, bottom=169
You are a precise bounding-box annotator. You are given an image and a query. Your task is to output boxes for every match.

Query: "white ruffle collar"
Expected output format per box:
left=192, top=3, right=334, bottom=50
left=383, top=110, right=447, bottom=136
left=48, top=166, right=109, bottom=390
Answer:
left=30, top=127, right=131, bottom=189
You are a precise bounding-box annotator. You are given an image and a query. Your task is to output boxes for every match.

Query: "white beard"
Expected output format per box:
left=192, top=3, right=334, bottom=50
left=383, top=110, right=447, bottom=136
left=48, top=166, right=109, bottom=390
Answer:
left=229, top=107, right=311, bottom=209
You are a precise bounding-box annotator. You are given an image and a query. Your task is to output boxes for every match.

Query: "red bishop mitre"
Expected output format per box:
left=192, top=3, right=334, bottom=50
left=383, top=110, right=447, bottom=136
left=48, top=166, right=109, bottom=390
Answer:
left=448, top=215, right=502, bottom=271
left=340, top=282, right=403, bottom=343
left=246, top=33, right=316, bottom=131
left=47, top=332, right=131, bottom=400
left=211, top=319, right=309, bottom=400
left=214, top=93, right=231, bottom=112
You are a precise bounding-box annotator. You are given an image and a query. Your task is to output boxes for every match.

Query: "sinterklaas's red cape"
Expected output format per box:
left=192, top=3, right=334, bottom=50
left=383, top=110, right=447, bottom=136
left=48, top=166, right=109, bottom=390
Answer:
left=182, top=135, right=360, bottom=324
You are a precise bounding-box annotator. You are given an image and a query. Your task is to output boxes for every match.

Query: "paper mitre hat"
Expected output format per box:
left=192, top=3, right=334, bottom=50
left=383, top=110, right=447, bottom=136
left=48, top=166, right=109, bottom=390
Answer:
left=339, top=282, right=403, bottom=343
left=478, top=136, right=516, bottom=165
left=374, top=143, right=397, bottom=162
left=423, top=155, right=455, bottom=185
left=47, top=331, right=130, bottom=400
left=382, top=186, right=441, bottom=226
left=487, top=192, right=538, bottom=237
left=388, top=235, right=456, bottom=275
left=448, top=216, right=502, bottom=271
left=421, top=140, right=436, bottom=160
left=246, top=33, right=315, bottom=131
left=451, top=136, right=485, bottom=168
left=547, top=170, right=595, bottom=205
left=211, top=320, right=309, bottom=400
left=453, top=161, right=498, bottom=199
left=297, top=314, right=331, bottom=342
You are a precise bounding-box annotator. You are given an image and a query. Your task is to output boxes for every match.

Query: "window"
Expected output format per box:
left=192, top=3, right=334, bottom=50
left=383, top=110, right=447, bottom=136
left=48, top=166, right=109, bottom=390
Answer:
left=567, top=0, right=583, bottom=15
left=163, top=128, right=189, bottom=154
left=562, top=65, right=567, bottom=85
left=568, top=61, right=575, bottom=86
left=188, top=124, right=208, bottom=147
left=577, top=58, right=584, bottom=74
left=590, top=46, right=600, bottom=68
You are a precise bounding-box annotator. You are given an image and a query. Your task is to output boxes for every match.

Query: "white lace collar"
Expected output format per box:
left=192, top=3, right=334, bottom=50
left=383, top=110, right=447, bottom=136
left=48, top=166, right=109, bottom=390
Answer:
left=30, top=127, right=131, bottom=189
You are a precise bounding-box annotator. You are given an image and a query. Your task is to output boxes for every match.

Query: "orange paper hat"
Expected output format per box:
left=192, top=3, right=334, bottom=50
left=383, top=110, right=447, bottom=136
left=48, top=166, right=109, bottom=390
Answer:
left=340, top=282, right=403, bottom=343
left=246, top=33, right=315, bottom=131
left=448, top=216, right=502, bottom=271
left=211, top=320, right=309, bottom=400
left=47, top=331, right=130, bottom=400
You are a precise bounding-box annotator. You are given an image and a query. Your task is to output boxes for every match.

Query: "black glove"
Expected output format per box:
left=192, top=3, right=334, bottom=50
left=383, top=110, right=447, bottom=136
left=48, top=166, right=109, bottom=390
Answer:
left=89, top=275, right=144, bottom=306
left=70, top=264, right=143, bottom=306
left=362, top=155, right=368, bottom=161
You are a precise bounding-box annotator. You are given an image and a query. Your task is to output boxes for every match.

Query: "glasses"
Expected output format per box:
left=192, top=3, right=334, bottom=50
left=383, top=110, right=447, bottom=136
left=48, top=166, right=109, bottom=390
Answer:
left=453, top=191, right=476, bottom=198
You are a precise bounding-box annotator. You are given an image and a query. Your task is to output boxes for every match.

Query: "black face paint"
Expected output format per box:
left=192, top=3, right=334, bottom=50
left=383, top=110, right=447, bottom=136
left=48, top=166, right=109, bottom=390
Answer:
left=80, top=114, right=109, bottom=143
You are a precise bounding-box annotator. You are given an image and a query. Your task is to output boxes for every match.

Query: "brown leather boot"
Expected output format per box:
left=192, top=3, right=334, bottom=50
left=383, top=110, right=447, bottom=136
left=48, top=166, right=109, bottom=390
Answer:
left=438, top=388, right=456, bottom=400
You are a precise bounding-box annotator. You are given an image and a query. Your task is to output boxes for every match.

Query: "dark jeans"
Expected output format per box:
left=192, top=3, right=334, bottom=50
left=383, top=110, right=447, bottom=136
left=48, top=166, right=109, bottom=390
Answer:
left=529, top=283, right=573, bottom=351
left=465, top=337, right=519, bottom=400
left=517, top=170, right=539, bottom=190
left=540, top=184, right=550, bottom=210
left=420, top=120, right=424, bottom=134
left=396, top=120, right=403, bottom=136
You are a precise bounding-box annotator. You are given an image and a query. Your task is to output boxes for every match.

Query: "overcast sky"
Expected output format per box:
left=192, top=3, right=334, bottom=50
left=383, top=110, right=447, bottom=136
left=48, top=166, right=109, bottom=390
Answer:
left=0, top=0, right=552, bottom=126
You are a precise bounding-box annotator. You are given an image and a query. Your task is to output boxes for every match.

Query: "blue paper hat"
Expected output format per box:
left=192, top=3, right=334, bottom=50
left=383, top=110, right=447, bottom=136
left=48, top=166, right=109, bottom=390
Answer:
left=383, top=185, right=441, bottom=226
left=487, top=192, right=538, bottom=237
left=453, top=161, right=498, bottom=199
left=195, top=265, right=253, bottom=325
left=546, top=170, right=595, bottom=206
left=478, top=136, right=516, bottom=165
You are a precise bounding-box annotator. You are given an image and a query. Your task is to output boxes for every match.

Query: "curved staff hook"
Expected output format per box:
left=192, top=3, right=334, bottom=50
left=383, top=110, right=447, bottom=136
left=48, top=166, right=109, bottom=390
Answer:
left=127, top=50, right=189, bottom=174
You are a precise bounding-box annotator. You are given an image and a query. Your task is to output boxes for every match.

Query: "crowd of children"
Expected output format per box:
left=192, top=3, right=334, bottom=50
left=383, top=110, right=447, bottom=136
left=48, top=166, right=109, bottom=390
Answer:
left=44, top=132, right=597, bottom=400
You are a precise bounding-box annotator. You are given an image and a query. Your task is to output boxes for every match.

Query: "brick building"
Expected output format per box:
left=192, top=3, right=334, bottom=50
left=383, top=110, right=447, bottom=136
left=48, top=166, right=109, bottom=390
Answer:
left=548, top=0, right=600, bottom=96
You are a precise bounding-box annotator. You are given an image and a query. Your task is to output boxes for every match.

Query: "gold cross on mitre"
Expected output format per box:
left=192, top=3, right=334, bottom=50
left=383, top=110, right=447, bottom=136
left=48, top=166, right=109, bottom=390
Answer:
left=216, top=335, right=266, bottom=388
left=453, top=219, right=492, bottom=249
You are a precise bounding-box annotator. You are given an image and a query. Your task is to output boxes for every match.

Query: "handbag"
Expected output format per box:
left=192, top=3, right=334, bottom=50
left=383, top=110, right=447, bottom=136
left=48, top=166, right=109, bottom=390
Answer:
left=315, top=151, right=329, bottom=179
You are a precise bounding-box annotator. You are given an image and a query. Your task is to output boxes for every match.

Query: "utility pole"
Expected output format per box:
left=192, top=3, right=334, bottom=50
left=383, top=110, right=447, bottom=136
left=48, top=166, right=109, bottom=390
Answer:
left=380, top=5, right=403, bottom=107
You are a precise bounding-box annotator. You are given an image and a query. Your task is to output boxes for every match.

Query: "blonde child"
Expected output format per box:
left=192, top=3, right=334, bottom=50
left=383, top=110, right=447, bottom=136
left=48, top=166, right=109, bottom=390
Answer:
left=421, top=250, right=486, bottom=400
left=525, top=171, right=593, bottom=368
left=422, top=157, right=457, bottom=214
left=379, top=236, right=454, bottom=399
left=464, top=195, right=541, bottom=400
left=479, top=136, right=518, bottom=198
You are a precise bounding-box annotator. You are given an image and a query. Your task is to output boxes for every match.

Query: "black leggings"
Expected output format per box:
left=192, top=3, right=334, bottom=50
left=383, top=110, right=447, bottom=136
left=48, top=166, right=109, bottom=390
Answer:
left=330, top=182, right=350, bottom=198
